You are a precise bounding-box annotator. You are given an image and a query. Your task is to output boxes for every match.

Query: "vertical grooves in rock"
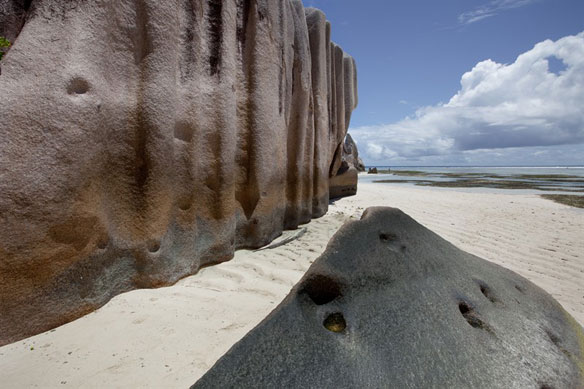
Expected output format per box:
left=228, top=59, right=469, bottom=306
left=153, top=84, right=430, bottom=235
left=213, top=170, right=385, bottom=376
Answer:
left=284, top=0, right=314, bottom=227
left=134, top=0, right=152, bottom=65
left=236, top=0, right=249, bottom=57
left=234, top=0, right=250, bottom=223
left=298, top=1, right=315, bottom=223
left=133, top=0, right=152, bottom=204
left=235, top=0, right=260, bottom=221
left=278, top=5, right=285, bottom=116
left=304, top=91, right=315, bottom=220
left=176, top=1, right=204, bottom=216
left=134, top=102, right=149, bottom=198
left=351, top=56, right=358, bottom=108
left=343, top=55, right=355, bottom=128
left=207, top=0, right=223, bottom=76
left=328, top=39, right=336, bottom=152
left=327, top=44, right=346, bottom=178
left=205, top=1, right=229, bottom=221
left=305, top=9, right=328, bottom=217
left=0, top=0, right=358, bottom=345
left=179, top=0, right=197, bottom=83
left=285, top=4, right=300, bottom=226
left=211, top=135, right=226, bottom=221
left=300, top=4, right=315, bottom=223
left=334, top=45, right=345, bottom=138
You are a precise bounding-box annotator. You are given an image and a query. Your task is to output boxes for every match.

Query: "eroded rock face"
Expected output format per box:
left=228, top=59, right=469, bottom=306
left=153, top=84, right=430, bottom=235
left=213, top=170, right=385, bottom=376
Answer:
left=193, top=207, right=584, bottom=388
left=0, top=0, right=357, bottom=345
left=329, top=160, right=358, bottom=199
left=329, top=134, right=362, bottom=198
left=0, top=0, right=30, bottom=42
left=343, top=133, right=364, bottom=172
left=328, top=133, right=364, bottom=198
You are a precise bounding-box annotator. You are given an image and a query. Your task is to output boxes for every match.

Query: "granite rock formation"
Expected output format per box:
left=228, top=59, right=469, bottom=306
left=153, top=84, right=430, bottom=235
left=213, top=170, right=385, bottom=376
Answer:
left=328, top=159, right=358, bottom=199
left=343, top=133, right=365, bottom=172
left=329, top=133, right=363, bottom=198
left=0, top=0, right=30, bottom=43
left=193, top=207, right=584, bottom=388
left=0, top=0, right=357, bottom=345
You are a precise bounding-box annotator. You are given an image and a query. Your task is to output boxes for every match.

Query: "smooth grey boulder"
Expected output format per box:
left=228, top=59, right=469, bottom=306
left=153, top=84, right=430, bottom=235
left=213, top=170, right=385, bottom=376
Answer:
left=0, top=0, right=357, bottom=345
left=193, top=207, right=584, bottom=388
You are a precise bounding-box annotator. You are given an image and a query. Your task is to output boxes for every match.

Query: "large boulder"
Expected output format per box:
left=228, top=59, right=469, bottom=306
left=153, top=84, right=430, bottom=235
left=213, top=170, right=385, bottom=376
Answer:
left=343, top=133, right=365, bottom=172
left=328, top=133, right=362, bottom=198
left=0, top=0, right=357, bottom=345
left=193, top=207, right=584, bottom=388
left=329, top=160, right=358, bottom=198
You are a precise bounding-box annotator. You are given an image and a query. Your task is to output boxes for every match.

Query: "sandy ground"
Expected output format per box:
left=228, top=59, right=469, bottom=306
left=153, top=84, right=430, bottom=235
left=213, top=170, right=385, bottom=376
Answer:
left=1, top=182, right=583, bottom=388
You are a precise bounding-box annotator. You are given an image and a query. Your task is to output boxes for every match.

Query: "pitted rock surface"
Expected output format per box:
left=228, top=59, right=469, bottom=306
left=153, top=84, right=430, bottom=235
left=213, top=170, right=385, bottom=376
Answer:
left=0, top=0, right=357, bottom=345
left=329, top=133, right=362, bottom=199
left=193, top=207, right=584, bottom=388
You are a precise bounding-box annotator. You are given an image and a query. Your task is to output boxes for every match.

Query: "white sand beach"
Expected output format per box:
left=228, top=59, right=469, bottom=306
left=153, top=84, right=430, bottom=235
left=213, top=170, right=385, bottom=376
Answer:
left=1, top=181, right=583, bottom=388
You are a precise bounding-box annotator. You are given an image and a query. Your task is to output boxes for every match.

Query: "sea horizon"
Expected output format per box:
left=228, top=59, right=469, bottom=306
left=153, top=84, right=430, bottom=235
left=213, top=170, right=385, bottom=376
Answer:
left=366, top=165, right=584, bottom=169
left=359, top=165, right=584, bottom=195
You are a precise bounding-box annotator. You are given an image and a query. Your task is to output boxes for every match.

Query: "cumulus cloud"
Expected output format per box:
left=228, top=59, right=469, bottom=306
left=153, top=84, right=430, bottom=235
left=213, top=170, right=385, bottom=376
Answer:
left=351, top=32, right=584, bottom=165
left=458, top=0, right=539, bottom=25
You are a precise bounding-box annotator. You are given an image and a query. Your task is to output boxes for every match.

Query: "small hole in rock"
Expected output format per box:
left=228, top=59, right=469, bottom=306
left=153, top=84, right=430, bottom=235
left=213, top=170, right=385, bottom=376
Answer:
left=515, top=285, right=525, bottom=294
left=300, top=274, right=342, bottom=305
left=479, top=283, right=498, bottom=304
left=174, top=122, right=193, bottom=142
left=148, top=240, right=161, bottom=253
left=458, top=301, right=491, bottom=331
left=97, top=237, right=108, bottom=250
left=379, top=232, right=397, bottom=242
left=459, top=301, right=471, bottom=315
left=177, top=197, right=192, bottom=211
left=540, top=384, right=555, bottom=389
left=323, top=312, right=346, bottom=333
left=67, top=77, right=90, bottom=95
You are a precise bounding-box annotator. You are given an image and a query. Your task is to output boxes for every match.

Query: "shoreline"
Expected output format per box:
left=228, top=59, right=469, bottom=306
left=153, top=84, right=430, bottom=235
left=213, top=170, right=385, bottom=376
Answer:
left=1, top=183, right=582, bottom=387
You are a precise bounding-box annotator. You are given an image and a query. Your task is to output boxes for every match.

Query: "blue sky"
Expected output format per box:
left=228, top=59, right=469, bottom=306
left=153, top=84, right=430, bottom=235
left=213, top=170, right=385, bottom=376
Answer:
left=306, top=0, right=584, bottom=166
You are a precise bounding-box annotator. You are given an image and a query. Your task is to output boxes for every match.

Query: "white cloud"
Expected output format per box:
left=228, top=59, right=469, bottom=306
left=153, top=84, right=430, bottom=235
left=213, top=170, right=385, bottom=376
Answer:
left=350, top=32, right=584, bottom=166
left=458, top=0, right=539, bottom=25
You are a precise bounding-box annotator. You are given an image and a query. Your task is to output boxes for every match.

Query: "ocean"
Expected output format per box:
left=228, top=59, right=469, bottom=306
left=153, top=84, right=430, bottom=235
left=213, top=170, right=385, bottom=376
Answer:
left=359, top=166, right=584, bottom=195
